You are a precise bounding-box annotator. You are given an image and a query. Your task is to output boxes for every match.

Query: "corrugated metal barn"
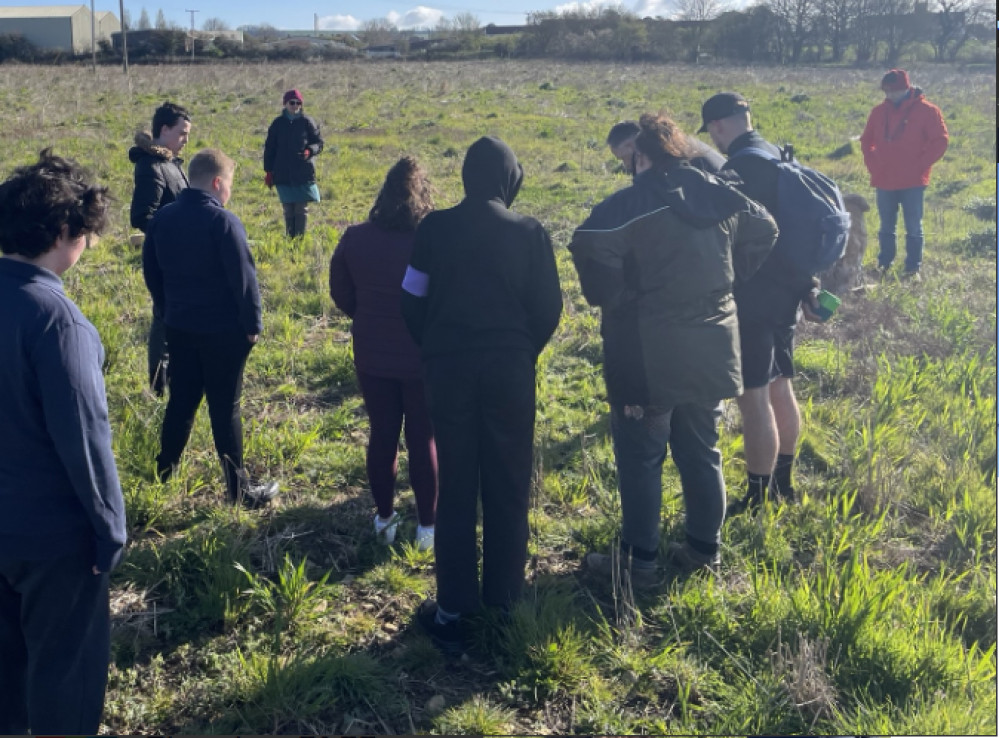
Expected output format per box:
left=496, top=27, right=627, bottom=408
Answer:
left=0, top=5, right=118, bottom=53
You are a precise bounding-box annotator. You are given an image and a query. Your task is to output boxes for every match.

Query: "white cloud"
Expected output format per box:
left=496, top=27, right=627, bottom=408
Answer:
left=317, top=14, right=361, bottom=30
left=386, top=6, right=445, bottom=28
left=631, top=0, right=674, bottom=17
left=553, top=0, right=624, bottom=14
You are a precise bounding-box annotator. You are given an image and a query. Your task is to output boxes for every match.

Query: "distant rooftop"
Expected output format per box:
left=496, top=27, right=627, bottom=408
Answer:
left=0, top=4, right=91, bottom=17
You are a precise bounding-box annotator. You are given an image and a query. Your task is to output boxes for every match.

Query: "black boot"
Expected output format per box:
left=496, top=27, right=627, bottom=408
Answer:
left=727, top=473, right=771, bottom=517
left=772, top=453, right=797, bottom=502
left=282, top=203, right=296, bottom=237
left=293, top=202, right=308, bottom=238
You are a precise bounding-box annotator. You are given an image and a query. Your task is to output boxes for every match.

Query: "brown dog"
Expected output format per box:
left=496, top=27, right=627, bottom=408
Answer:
left=819, top=193, right=870, bottom=294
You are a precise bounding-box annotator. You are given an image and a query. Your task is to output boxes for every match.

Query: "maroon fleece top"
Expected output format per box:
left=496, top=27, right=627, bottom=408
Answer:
left=329, top=220, right=423, bottom=380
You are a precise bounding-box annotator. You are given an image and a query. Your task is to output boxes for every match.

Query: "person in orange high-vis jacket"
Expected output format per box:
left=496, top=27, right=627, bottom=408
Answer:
left=860, top=68, right=948, bottom=278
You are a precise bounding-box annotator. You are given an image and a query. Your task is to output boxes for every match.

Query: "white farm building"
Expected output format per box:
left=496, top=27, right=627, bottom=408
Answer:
left=0, top=5, right=119, bottom=53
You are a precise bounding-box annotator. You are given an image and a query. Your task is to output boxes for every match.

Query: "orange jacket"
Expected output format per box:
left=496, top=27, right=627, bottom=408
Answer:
left=860, top=88, right=948, bottom=191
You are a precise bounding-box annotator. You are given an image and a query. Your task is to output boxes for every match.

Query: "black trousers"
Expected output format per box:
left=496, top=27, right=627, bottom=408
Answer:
left=425, top=349, right=536, bottom=613
left=157, top=327, right=253, bottom=500
left=282, top=201, right=309, bottom=237
left=0, top=553, right=111, bottom=734
left=148, top=312, right=169, bottom=394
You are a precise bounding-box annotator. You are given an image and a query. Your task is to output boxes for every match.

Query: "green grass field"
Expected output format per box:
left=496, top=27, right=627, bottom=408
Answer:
left=1, top=60, right=994, bottom=734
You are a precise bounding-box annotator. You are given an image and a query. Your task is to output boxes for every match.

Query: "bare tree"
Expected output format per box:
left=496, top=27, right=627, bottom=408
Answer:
left=203, top=17, right=231, bottom=31
left=767, top=0, right=818, bottom=62
left=433, top=16, right=453, bottom=35
left=873, top=0, right=915, bottom=64
left=815, top=0, right=853, bottom=61
left=155, top=9, right=167, bottom=29
left=360, top=18, right=398, bottom=46
left=852, top=0, right=879, bottom=60
left=931, top=0, right=972, bottom=59
left=452, top=12, right=481, bottom=31
left=137, top=8, right=151, bottom=30
left=673, top=0, right=728, bottom=21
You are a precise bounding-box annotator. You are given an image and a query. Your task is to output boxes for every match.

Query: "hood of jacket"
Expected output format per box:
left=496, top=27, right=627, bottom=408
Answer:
left=638, top=164, right=749, bottom=229
left=461, top=136, right=523, bottom=206
left=129, top=130, right=177, bottom=164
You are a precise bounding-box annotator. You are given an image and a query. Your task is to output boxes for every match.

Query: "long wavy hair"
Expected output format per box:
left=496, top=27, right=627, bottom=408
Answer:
left=368, top=157, right=434, bottom=232
left=634, top=111, right=697, bottom=171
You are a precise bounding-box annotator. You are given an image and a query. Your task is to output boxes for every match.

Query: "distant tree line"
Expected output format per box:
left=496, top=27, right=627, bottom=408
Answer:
left=0, top=30, right=362, bottom=64
left=0, top=1, right=993, bottom=65
left=515, top=0, right=994, bottom=65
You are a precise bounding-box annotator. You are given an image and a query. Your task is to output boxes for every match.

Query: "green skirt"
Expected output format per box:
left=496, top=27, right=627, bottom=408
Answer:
left=276, top=182, right=321, bottom=204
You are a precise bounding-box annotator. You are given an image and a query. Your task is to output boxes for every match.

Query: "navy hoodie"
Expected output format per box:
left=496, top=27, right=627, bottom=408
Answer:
left=0, top=258, right=127, bottom=572
left=143, top=187, right=263, bottom=336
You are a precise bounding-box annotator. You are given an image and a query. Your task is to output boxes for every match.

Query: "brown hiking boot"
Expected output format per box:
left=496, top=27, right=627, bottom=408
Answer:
left=584, top=551, right=661, bottom=590
left=664, top=541, right=720, bottom=574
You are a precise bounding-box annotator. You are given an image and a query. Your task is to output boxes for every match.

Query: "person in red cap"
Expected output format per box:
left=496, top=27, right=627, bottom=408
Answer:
left=263, top=89, right=324, bottom=238
left=860, top=69, right=948, bottom=279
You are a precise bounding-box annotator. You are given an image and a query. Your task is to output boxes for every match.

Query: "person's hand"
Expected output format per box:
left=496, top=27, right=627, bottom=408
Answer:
left=248, top=334, right=259, bottom=344
left=301, top=149, right=311, bottom=160
left=265, top=172, right=274, bottom=188
left=800, top=289, right=823, bottom=323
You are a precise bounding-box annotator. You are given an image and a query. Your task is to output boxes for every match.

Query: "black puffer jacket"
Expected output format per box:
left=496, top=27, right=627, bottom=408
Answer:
left=129, top=131, right=188, bottom=233
left=263, top=112, right=324, bottom=186
left=569, top=164, right=778, bottom=409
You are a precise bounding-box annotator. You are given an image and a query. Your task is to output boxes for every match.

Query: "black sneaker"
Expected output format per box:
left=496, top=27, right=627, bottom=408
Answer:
left=416, top=599, right=465, bottom=656
left=771, top=482, right=796, bottom=503
left=726, top=489, right=762, bottom=517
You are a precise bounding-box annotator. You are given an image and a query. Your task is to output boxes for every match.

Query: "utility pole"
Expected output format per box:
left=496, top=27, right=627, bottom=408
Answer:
left=118, top=0, right=128, bottom=74
left=90, top=0, right=96, bottom=71
left=185, top=8, right=199, bottom=61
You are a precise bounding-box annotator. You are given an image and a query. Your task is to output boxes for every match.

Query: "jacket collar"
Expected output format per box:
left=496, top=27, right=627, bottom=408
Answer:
left=180, top=187, right=223, bottom=209
left=133, top=130, right=178, bottom=161
left=0, top=256, right=63, bottom=289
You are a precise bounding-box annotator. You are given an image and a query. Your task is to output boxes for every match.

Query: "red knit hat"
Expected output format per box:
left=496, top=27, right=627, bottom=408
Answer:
left=880, top=69, right=910, bottom=92
left=283, top=89, right=303, bottom=104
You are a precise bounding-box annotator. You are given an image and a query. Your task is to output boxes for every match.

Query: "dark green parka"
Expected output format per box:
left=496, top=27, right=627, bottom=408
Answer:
left=569, top=164, right=777, bottom=410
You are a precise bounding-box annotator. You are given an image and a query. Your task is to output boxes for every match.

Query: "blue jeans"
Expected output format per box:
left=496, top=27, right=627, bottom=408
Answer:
left=876, top=186, right=926, bottom=272
left=611, top=402, right=726, bottom=556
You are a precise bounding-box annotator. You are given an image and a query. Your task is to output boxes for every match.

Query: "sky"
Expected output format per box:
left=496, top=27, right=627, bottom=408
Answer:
left=45, top=0, right=735, bottom=32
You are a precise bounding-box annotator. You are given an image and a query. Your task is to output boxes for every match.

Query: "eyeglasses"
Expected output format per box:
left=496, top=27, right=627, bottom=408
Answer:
left=286, top=100, right=302, bottom=106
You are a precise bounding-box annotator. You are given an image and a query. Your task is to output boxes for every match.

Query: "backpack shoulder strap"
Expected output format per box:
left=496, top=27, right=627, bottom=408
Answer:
left=728, top=146, right=780, bottom=163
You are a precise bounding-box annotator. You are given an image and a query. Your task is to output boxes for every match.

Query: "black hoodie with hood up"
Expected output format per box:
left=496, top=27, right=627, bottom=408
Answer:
left=402, top=136, right=562, bottom=359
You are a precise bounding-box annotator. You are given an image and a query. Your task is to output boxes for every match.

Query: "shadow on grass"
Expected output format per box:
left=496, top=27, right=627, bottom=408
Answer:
left=161, top=566, right=631, bottom=734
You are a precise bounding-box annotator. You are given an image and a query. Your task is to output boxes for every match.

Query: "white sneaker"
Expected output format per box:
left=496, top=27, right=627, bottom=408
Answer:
left=415, top=525, right=435, bottom=551
left=374, top=511, right=400, bottom=544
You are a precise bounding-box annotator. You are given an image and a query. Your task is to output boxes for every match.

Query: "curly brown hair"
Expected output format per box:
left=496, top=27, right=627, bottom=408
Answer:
left=634, top=112, right=697, bottom=171
left=369, top=156, right=434, bottom=232
left=0, top=148, right=111, bottom=259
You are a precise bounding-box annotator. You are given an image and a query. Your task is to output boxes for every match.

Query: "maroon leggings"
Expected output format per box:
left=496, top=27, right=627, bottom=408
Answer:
left=356, top=371, right=438, bottom=526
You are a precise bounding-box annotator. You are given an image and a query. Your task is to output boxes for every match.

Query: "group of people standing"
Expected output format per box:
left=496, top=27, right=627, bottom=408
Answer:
left=129, top=92, right=326, bottom=509
left=0, top=70, right=948, bottom=730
